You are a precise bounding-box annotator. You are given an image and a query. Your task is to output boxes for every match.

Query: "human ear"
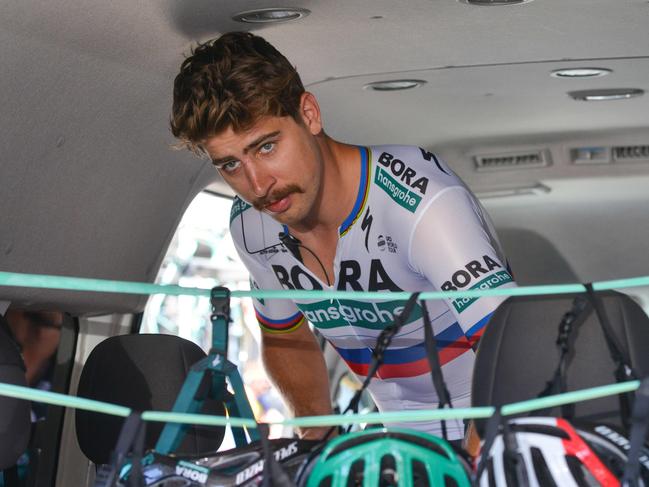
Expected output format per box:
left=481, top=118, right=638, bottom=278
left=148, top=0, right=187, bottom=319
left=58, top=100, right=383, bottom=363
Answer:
left=299, top=92, right=323, bottom=135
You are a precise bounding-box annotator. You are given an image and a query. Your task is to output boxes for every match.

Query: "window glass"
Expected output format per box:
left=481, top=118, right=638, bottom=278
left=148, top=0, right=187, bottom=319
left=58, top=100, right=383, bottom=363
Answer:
left=141, top=192, right=290, bottom=444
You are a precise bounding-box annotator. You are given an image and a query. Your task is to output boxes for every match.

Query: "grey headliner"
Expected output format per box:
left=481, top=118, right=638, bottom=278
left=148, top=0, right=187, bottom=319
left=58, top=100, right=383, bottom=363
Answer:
left=1, top=0, right=648, bottom=314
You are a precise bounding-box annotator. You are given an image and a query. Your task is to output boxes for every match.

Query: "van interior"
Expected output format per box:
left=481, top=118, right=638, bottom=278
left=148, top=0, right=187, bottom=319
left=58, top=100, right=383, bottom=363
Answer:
left=1, top=1, right=649, bottom=485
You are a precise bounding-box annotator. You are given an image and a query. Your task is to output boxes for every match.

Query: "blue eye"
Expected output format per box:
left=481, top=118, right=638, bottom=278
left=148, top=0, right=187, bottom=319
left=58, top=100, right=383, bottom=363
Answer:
left=259, top=142, right=275, bottom=154
left=220, top=160, right=241, bottom=173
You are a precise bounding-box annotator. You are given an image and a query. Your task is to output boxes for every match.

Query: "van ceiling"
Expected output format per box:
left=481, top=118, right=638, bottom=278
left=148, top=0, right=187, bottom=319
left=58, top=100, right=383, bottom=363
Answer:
left=1, top=0, right=648, bottom=313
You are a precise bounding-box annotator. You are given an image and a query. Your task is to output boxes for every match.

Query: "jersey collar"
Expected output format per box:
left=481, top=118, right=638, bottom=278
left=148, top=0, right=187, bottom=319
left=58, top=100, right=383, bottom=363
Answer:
left=339, top=146, right=371, bottom=237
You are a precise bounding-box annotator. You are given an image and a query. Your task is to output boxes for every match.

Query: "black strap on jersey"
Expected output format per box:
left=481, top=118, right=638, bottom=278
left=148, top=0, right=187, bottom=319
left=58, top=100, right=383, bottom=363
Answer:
left=584, top=283, right=637, bottom=427
left=420, top=300, right=453, bottom=440
left=622, top=376, right=649, bottom=487
left=343, top=292, right=421, bottom=417
left=94, top=412, right=145, bottom=487
left=537, top=294, right=592, bottom=418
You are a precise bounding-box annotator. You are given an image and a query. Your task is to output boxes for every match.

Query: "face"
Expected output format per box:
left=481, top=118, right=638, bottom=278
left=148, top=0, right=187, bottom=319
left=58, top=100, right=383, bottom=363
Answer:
left=204, top=94, right=324, bottom=227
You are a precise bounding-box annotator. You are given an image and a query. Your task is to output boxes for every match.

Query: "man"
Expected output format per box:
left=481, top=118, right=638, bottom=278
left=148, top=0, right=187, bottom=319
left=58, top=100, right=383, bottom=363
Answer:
left=171, top=32, right=516, bottom=441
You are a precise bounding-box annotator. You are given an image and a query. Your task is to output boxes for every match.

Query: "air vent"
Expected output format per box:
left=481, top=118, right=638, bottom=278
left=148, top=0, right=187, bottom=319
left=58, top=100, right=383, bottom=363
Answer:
left=571, top=147, right=610, bottom=165
left=474, top=150, right=550, bottom=171
left=613, top=145, right=649, bottom=162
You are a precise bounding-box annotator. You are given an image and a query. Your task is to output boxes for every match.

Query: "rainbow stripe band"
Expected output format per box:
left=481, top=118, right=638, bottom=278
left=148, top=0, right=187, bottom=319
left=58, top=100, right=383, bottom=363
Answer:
left=255, top=308, right=305, bottom=334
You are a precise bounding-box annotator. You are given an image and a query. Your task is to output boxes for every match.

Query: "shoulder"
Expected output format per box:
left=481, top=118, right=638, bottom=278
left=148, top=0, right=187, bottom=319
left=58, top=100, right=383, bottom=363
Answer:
left=229, top=196, right=252, bottom=226
left=368, top=144, right=467, bottom=205
left=228, top=196, right=283, bottom=253
left=228, top=197, right=252, bottom=243
left=367, top=144, right=472, bottom=220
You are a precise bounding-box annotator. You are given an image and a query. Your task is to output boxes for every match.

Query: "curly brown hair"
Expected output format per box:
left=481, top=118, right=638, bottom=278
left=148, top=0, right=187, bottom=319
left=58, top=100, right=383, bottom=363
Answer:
left=171, top=32, right=305, bottom=156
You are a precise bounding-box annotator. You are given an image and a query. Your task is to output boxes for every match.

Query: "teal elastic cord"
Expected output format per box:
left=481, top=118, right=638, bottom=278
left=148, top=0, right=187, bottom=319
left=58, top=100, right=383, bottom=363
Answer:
left=0, top=270, right=647, bottom=427
left=0, top=271, right=598, bottom=300
left=0, top=380, right=640, bottom=429
left=2, top=271, right=646, bottom=300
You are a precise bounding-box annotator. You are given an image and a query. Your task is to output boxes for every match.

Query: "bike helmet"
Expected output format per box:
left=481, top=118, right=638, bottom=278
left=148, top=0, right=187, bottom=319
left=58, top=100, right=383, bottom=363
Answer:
left=476, top=417, right=649, bottom=486
left=303, top=428, right=471, bottom=487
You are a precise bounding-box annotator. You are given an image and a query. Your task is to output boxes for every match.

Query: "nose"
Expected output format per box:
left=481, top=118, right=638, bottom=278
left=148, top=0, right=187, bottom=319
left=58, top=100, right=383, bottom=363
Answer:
left=243, top=160, right=275, bottom=198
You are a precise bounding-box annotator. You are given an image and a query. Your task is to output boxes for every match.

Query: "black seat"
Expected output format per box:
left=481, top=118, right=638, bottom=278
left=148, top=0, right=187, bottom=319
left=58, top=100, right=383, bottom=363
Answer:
left=0, top=314, right=30, bottom=470
left=75, top=334, right=226, bottom=464
left=472, top=291, right=649, bottom=433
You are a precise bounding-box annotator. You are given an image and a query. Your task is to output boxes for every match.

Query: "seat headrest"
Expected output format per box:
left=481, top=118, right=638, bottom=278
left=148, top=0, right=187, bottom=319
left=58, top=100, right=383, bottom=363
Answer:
left=472, top=291, right=649, bottom=433
left=75, top=334, right=226, bottom=464
left=0, top=315, right=31, bottom=469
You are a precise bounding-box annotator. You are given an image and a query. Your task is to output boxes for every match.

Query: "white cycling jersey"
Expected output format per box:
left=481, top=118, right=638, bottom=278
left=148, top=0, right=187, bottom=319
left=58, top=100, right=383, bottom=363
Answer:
left=230, top=144, right=516, bottom=439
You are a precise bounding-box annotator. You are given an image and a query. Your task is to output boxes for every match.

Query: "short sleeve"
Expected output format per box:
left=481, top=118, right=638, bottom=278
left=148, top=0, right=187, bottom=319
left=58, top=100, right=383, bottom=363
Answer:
left=232, top=233, right=305, bottom=334
left=408, top=186, right=516, bottom=345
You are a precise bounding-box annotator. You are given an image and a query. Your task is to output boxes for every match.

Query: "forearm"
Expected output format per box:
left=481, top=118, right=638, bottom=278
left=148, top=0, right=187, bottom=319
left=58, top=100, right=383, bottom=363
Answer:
left=261, top=325, right=332, bottom=437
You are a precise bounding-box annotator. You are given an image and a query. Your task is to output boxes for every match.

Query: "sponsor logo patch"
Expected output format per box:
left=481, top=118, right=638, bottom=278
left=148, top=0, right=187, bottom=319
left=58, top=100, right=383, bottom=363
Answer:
left=377, top=152, right=429, bottom=194
left=175, top=461, right=209, bottom=483
left=450, top=270, right=513, bottom=313
left=594, top=425, right=649, bottom=469
left=229, top=197, right=251, bottom=224
left=296, top=299, right=422, bottom=330
left=377, top=234, right=397, bottom=253
left=235, top=441, right=299, bottom=485
left=375, top=167, right=422, bottom=213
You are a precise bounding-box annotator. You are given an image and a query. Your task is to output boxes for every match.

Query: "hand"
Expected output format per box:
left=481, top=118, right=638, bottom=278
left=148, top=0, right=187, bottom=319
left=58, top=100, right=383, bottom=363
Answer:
left=297, top=426, right=338, bottom=441
left=463, top=420, right=481, bottom=458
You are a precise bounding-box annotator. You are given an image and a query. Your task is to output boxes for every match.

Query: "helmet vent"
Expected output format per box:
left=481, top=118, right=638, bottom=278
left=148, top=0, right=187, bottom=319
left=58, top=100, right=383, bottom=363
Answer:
left=473, top=150, right=550, bottom=171
left=411, top=460, right=430, bottom=487
left=444, top=474, right=459, bottom=487
left=379, top=455, right=398, bottom=487
left=349, top=459, right=365, bottom=487
left=511, top=423, right=570, bottom=439
left=530, top=447, right=558, bottom=486
left=565, top=455, right=592, bottom=487
left=613, top=145, right=649, bottom=162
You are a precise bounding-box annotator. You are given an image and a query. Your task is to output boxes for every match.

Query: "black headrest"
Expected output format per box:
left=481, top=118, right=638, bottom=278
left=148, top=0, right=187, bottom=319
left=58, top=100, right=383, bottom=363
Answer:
left=0, top=314, right=31, bottom=469
left=472, top=291, right=649, bottom=433
left=75, top=334, right=226, bottom=464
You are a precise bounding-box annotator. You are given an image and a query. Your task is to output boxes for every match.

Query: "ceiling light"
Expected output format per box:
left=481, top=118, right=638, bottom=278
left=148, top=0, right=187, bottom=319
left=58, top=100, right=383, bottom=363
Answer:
left=458, top=0, right=533, bottom=5
left=364, top=80, right=426, bottom=91
left=568, top=89, right=644, bottom=101
left=232, top=8, right=310, bottom=24
left=551, top=68, right=612, bottom=78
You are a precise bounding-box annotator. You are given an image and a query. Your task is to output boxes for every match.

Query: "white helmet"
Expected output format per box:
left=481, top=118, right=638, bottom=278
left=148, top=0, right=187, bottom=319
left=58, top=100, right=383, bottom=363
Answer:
left=476, top=417, right=649, bottom=486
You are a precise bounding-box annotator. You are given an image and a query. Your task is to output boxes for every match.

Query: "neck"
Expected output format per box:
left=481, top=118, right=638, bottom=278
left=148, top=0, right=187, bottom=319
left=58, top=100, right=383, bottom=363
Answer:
left=289, top=134, right=360, bottom=238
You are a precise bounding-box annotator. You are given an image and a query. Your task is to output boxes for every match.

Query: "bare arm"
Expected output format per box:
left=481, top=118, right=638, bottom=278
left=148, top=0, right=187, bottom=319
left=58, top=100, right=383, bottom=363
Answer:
left=261, top=323, right=333, bottom=439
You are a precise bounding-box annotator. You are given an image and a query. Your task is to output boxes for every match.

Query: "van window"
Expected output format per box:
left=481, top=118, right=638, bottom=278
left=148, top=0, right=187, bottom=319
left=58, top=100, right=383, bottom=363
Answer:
left=141, top=192, right=289, bottom=442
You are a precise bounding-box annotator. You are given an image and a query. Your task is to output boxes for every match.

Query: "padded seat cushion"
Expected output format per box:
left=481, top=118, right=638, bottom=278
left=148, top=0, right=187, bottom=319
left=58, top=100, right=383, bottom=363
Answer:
left=76, top=334, right=226, bottom=464
left=472, top=291, right=649, bottom=432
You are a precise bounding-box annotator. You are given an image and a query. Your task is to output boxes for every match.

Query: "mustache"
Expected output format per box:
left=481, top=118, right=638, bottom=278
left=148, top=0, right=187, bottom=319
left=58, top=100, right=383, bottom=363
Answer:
left=252, top=184, right=304, bottom=211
